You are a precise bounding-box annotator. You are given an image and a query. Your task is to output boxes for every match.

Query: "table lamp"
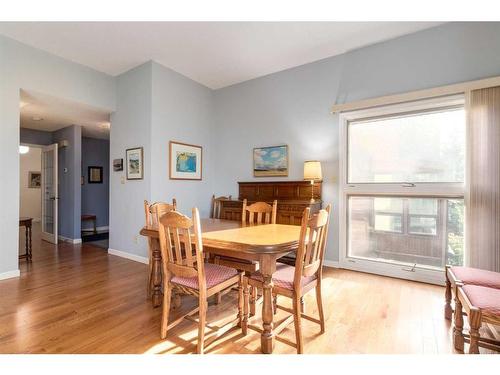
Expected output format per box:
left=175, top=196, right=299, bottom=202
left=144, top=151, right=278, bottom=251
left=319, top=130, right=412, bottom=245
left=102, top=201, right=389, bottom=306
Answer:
left=303, top=161, right=322, bottom=203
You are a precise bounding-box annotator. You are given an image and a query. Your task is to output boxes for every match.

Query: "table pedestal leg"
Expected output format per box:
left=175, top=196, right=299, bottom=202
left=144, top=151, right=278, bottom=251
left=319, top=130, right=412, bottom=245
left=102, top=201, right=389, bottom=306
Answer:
left=260, top=257, right=276, bottom=354
left=151, top=239, right=163, bottom=307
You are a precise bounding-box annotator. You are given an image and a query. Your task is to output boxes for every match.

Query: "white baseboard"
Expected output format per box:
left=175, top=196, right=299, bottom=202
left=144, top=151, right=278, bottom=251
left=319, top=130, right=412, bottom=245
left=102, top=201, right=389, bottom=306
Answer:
left=108, top=248, right=149, bottom=265
left=0, top=269, right=20, bottom=281
left=82, top=225, right=109, bottom=232
left=58, top=235, right=82, bottom=244
left=323, top=260, right=340, bottom=268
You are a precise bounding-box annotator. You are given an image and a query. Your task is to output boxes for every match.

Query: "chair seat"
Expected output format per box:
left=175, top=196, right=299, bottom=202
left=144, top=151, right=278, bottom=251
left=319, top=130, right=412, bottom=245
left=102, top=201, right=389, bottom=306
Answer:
left=172, top=263, right=238, bottom=290
left=250, top=263, right=316, bottom=290
left=451, top=266, right=500, bottom=289
left=463, top=285, right=500, bottom=316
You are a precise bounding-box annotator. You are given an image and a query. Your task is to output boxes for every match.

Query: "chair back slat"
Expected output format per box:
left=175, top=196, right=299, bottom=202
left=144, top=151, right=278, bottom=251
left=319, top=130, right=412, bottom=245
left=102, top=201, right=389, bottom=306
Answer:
left=158, top=208, right=206, bottom=291
left=144, top=199, right=177, bottom=228
left=210, top=195, right=232, bottom=219
left=294, top=205, right=332, bottom=288
left=242, top=199, right=277, bottom=225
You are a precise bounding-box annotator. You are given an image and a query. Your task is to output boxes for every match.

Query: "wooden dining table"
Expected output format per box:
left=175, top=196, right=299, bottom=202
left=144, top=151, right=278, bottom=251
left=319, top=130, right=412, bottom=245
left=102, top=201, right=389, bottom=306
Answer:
left=140, top=218, right=301, bottom=354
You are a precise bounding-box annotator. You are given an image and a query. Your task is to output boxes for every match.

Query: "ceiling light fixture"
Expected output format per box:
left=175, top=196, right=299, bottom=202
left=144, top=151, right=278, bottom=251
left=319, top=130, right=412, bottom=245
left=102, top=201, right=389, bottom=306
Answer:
left=19, top=145, right=30, bottom=154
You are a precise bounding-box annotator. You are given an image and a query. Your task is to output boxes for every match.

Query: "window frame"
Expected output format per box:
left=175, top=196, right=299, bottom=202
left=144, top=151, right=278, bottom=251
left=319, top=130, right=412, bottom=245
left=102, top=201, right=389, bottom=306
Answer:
left=338, top=95, right=466, bottom=285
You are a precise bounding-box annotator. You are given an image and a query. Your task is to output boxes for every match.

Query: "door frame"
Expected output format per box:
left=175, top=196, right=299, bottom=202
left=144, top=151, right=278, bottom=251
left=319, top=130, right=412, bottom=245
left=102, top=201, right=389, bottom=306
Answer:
left=40, top=143, right=58, bottom=244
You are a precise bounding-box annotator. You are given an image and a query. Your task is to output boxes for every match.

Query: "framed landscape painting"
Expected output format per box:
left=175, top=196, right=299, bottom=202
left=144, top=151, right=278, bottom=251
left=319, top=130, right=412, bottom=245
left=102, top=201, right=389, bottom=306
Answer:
left=253, top=145, right=289, bottom=177
left=126, top=147, right=144, bottom=180
left=169, top=141, right=202, bottom=180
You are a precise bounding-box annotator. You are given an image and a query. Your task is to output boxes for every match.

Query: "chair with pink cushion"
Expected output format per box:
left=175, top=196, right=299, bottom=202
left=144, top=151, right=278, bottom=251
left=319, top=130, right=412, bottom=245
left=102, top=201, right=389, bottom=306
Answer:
left=157, top=208, right=243, bottom=354
left=453, top=283, right=500, bottom=353
left=444, top=266, right=500, bottom=320
left=243, top=204, right=331, bottom=354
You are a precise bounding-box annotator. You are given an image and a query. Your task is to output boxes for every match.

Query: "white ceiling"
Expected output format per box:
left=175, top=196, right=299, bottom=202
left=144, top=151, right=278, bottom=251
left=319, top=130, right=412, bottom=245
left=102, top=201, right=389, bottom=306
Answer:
left=0, top=22, right=443, bottom=89
left=20, top=90, right=111, bottom=139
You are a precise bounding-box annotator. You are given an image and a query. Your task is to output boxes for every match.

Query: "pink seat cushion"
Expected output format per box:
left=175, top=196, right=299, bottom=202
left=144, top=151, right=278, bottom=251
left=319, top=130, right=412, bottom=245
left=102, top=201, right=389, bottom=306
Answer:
left=450, top=266, right=500, bottom=289
left=171, top=263, right=238, bottom=290
left=250, top=263, right=316, bottom=290
left=463, top=285, right=500, bottom=316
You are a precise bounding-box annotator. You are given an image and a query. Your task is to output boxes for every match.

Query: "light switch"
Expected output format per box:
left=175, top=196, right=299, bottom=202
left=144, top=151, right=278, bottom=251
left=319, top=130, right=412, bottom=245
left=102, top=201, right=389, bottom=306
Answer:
left=120, top=176, right=125, bottom=184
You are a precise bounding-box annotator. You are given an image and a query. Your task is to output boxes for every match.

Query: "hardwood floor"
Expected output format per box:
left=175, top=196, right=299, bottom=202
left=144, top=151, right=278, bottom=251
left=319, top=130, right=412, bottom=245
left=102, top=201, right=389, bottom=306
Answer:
left=0, top=224, right=464, bottom=354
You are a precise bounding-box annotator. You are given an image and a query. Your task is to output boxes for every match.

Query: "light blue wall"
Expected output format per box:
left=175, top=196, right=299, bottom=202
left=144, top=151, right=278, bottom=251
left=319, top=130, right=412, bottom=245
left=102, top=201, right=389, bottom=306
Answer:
left=20, top=128, right=53, bottom=145
left=213, top=22, right=500, bottom=262
left=81, top=137, right=110, bottom=229
left=0, top=35, right=115, bottom=275
left=150, top=61, right=214, bottom=218
left=52, top=125, right=82, bottom=240
left=109, top=62, right=152, bottom=257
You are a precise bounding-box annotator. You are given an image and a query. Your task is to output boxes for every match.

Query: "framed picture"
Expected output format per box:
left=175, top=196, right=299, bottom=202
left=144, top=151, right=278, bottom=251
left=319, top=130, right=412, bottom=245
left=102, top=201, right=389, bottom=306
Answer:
left=253, top=145, right=289, bottom=177
left=28, top=171, right=41, bottom=188
left=169, top=141, right=202, bottom=180
left=126, top=147, right=144, bottom=180
left=113, top=158, right=123, bottom=171
left=88, top=166, right=103, bottom=183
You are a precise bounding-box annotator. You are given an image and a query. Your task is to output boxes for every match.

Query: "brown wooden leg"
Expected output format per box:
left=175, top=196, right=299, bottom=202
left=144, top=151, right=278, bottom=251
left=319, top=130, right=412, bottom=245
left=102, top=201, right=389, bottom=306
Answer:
left=444, top=273, right=453, bottom=320
left=151, top=239, right=163, bottom=308
left=213, top=256, right=222, bottom=304
left=468, top=309, right=481, bottom=354
left=300, top=296, right=305, bottom=314
left=453, top=295, right=464, bottom=352
left=272, top=294, right=278, bottom=315
left=25, top=225, right=29, bottom=259
left=242, top=277, right=249, bottom=335
left=237, top=273, right=243, bottom=327
left=197, top=296, right=207, bottom=354
left=260, top=256, right=276, bottom=354
left=147, top=246, right=153, bottom=298
left=28, top=224, right=32, bottom=261
left=293, top=294, right=304, bottom=354
left=160, top=285, right=171, bottom=339
left=250, top=286, right=257, bottom=316
left=315, top=283, right=325, bottom=333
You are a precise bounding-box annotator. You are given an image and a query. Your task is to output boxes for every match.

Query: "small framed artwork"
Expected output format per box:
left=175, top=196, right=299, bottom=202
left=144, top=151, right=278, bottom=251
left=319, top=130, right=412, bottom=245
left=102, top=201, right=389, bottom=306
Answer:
left=253, top=145, right=289, bottom=177
left=88, top=166, right=103, bottom=183
left=28, top=171, right=41, bottom=188
left=113, top=158, right=123, bottom=171
left=126, top=147, right=144, bottom=180
left=169, top=141, right=202, bottom=180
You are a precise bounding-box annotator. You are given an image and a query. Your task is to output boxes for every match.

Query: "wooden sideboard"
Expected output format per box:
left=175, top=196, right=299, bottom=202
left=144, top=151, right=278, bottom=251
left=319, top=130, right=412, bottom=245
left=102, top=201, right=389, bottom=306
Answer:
left=217, top=180, right=322, bottom=225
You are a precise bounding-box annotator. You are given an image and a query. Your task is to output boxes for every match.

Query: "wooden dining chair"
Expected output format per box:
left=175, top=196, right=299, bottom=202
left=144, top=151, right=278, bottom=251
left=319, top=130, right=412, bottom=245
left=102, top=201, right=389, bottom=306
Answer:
left=210, top=194, right=232, bottom=219
left=144, top=199, right=177, bottom=297
left=242, top=199, right=277, bottom=225
left=244, top=204, right=331, bottom=354
left=157, top=208, right=243, bottom=354
left=214, top=199, right=278, bottom=313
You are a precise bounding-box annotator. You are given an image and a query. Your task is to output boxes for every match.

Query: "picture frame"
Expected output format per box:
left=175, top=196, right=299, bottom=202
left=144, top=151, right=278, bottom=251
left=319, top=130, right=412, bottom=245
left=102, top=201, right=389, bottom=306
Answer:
left=126, top=147, right=144, bottom=180
left=113, top=158, right=123, bottom=172
left=88, top=166, right=103, bottom=183
left=169, top=141, right=202, bottom=180
left=28, top=171, right=41, bottom=188
left=253, top=145, right=289, bottom=177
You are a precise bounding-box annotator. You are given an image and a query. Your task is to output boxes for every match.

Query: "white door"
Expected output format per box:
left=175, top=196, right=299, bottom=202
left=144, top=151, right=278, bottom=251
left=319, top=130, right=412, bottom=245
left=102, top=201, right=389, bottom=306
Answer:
left=41, top=143, right=58, bottom=244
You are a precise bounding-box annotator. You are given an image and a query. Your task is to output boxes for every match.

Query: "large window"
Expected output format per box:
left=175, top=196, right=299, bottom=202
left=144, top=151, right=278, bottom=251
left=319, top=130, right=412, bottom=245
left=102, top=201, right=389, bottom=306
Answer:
left=340, top=95, right=466, bottom=283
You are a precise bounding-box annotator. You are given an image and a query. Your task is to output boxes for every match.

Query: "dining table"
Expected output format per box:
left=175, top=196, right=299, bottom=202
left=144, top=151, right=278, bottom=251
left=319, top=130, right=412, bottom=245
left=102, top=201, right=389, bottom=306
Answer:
left=139, top=218, right=301, bottom=354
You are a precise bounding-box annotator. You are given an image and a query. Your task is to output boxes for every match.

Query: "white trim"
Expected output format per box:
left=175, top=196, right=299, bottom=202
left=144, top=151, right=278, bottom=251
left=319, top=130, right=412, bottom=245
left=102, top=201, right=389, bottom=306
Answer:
left=323, top=260, right=340, bottom=268
left=331, top=75, right=500, bottom=113
left=108, top=248, right=149, bottom=265
left=0, top=269, right=20, bottom=281
left=58, top=236, right=82, bottom=244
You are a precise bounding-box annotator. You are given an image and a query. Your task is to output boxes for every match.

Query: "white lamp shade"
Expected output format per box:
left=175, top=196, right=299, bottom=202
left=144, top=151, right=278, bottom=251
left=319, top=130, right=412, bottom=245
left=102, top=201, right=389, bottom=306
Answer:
left=303, top=161, right=322, bottom=181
